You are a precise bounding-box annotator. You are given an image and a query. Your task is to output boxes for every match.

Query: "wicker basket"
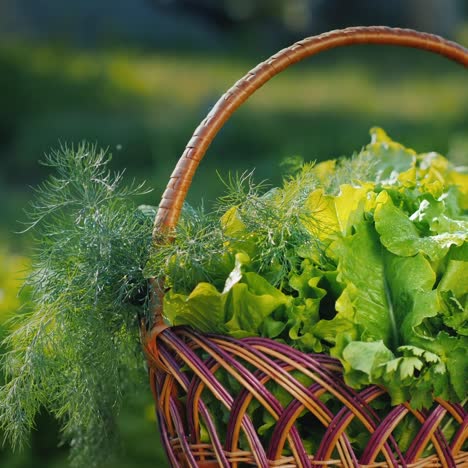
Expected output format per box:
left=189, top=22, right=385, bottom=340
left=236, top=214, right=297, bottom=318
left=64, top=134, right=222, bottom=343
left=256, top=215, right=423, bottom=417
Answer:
left=143, top=27, right=468, bottom=467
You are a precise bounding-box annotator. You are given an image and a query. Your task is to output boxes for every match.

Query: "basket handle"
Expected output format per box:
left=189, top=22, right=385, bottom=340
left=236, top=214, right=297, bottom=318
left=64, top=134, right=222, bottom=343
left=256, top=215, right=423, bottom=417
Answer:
left=154, top=26, right=468, bottom=234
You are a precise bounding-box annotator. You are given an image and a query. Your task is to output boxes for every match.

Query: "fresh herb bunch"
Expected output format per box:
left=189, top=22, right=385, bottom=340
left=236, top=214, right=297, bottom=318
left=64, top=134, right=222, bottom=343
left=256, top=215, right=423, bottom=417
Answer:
left=0, top=144, right=153, bottom=467
left=148, top=165, right=327, bottom=293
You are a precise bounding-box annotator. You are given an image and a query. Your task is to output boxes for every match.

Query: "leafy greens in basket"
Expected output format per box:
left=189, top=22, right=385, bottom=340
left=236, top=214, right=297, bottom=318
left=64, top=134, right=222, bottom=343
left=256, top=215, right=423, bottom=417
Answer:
left=1, top=129, right=466, bottom=465
left=146, top=127, right=468, bottom=410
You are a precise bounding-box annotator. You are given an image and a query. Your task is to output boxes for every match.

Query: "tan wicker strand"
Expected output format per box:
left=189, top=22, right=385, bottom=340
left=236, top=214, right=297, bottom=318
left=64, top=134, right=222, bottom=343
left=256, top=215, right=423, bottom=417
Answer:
left=160, top=439, right=468, bottom=467
left=179, top=330, right=351, bottom=467
left=186, top=359, right=316, bottom=468
left=155, top=334, right=271, bottom=468
left=204, top=337, right=355, bottom=465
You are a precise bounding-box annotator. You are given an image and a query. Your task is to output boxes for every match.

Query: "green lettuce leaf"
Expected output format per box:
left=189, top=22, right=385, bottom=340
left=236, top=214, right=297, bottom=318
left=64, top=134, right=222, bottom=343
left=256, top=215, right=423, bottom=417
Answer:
left=323, top=221, right=399, bottom=348
left=303, top=184, right=373, bottom=240
left=439, top=258, right=468, bottom=298
left=341, top=340, right=395, bottom=388
left=163, top=267, right=291, bottom=339
left=364, top=127, right=416, bottom=184
left=286, top=260, right=327, bottom=351
left=317, top=206, right=466, bottom=405
left=163, top=282, right=227, bottom=333
left=375, top=191, right=466, bottom=261
left=382, top=253, right=438, bottom=345
left=225, top=272, right=290, bottom=338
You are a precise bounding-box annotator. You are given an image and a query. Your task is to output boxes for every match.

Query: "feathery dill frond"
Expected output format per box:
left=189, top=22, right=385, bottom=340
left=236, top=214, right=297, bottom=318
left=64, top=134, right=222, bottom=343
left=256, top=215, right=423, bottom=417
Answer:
left=146, top=204, right=232, bottom=293
left=233, top=163, right=324, bottom=285
left=214, top=170, right=269, bottom=212
left=326, top=150, right=379, bottom=193
left=0, top=143, right=153, bottom=467
left=148, top=172, right=270, bottom=294
left=146, top=164, right=327, bottom=292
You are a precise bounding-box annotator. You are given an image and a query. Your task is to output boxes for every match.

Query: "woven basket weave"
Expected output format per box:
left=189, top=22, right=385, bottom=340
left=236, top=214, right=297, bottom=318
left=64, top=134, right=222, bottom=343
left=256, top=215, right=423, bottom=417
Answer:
left=143, top=27, right=468, bottom=467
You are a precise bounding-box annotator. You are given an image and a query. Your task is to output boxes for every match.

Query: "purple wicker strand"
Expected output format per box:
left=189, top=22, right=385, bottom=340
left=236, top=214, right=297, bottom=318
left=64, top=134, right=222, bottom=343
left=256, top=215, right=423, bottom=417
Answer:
left=169, top=398, right=200, bottom=467
left=224, top=365, right=312, bottom=466
left=149, top=328, right=467, bottom=466
left=161, top=330, right=270, bottom=467
left=268, top=381, right=359, bottom=467
left=185, top=353, right=312, bottom=466
left=190, top=331, right=360, bottom=465
left=359, top=404, right=408, bottom=465
left=159, top=340, right=242, bottom=467
left=405, top=405, right=454, bottom=466
left=156, top=395, right=184, bottom=467
left=243, top=338, right=378, bottom=423
left=243, top=337, right=403, bottom=465
left=450, top=402, right=467, bottom=421
left=317, top=387, right=404, bottom=466
left=230, top=364, right=324, bottom=463
left=450, top=416, right=467, bottom=451
left=159, top=345, right=232, bottom=467
left=189, top=331, right=313, bottom=463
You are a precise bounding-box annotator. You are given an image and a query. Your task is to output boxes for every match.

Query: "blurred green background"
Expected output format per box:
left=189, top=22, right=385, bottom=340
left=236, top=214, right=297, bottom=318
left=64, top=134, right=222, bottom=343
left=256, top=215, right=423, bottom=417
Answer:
left=1, top=1, right=467, bottom=467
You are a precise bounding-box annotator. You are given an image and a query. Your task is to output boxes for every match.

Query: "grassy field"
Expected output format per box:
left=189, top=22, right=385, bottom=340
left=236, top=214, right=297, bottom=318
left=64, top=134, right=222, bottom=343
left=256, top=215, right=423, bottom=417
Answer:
left=2, top=40, right=467, bottom=201
left=0, top=38, right=467, bottom=467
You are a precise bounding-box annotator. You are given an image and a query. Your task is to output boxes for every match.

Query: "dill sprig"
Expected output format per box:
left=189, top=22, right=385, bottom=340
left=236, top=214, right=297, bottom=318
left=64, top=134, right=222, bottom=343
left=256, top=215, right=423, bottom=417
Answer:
left=146, top=167, right=327, bottom=292
left=147, top=204, right=232, bottom=293
left=326, top=150, right=379, bottom=193
left=232, top=164, right=324, bottom=285
left=0, top=143, right=153, bottom=467
left=214, top=170, right=269, bottom=212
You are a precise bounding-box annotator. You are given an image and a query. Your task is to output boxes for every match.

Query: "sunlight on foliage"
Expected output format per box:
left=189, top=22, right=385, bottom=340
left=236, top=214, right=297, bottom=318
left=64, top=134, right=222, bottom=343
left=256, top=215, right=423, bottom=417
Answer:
left=0, top=250, right=29, bottom=322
